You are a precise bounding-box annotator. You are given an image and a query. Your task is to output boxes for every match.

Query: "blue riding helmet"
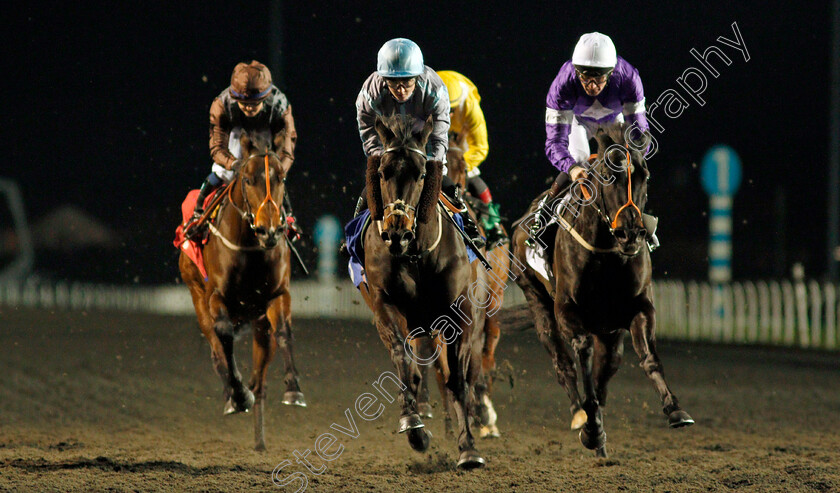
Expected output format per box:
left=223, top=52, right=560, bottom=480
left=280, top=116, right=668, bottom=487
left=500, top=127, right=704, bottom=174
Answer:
left=376, top=38, right=424, bottom=78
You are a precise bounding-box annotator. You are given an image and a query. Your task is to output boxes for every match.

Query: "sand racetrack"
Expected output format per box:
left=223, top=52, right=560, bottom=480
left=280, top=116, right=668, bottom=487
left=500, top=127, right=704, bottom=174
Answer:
left=1, top=307, right=839, bottom=492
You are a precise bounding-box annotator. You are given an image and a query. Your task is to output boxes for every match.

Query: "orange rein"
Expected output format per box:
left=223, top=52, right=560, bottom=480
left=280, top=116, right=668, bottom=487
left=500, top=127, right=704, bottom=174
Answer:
left=609, top=146, right=642, bottom=230
left=256, top=155, right=278, bottom=221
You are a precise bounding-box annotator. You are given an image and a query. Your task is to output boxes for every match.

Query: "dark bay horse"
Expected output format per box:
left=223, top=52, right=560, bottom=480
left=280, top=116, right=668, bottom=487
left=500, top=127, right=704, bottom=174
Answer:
left=179, top=132, right=304, bottom=452
left=413, top=139, right=510, bottom=439
left=511, top=125, right=693, bottom=457
left=358, top=114, right=488, bottom=469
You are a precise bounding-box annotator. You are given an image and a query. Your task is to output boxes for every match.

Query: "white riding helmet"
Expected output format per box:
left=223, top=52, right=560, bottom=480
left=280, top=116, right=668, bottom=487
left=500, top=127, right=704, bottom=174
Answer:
left=377, top=38, right=424, bottom=78
left=572, top=32, right=617, bottom=73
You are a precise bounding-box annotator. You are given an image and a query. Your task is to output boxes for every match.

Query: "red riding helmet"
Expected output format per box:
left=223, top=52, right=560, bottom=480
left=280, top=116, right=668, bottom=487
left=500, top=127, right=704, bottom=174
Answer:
left=230, top=60, right=273, bottom=102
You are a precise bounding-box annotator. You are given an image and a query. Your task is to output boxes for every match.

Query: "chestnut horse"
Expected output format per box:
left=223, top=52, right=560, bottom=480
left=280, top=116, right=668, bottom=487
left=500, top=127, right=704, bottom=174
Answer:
left=511, top=125, right=693, bottom=457
left=179, top=132, right=304, bottom=452
left=358, top=114, right=489, bottom=469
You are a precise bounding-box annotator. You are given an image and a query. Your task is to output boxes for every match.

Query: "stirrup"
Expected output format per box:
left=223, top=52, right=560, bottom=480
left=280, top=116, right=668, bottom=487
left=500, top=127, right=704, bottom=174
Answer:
left=184, top=214, right=206, bottom=240
left=525, top=195, right=551, bottom=247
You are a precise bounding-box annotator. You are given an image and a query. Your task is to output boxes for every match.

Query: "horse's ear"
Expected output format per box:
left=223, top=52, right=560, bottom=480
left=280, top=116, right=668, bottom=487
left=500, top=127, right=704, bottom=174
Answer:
left=240, top=132, right=252, bottom=158
left=418, top=115, right=434, bottom=146
left=595, top=128, right=613, bottom=153
left=374, top=117, right=395, bottom=145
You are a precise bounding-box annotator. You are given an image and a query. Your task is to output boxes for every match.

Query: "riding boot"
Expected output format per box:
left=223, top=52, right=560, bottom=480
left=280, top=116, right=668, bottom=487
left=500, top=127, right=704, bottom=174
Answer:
left=642, top=213, right=660, bottom=252
left=481, top=201, right=508, bottom=248
left=184, top=177, right=218, bottom=240
left=283, top=192, right=301, bottom=242
left=526, top=173, right=569, bottom=246
left=340, top=188, right=368, bottom=256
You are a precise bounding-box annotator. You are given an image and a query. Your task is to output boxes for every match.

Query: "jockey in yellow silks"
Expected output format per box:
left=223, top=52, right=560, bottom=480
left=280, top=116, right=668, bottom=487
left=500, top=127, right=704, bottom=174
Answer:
left=437, top=70, right=507, bottom=245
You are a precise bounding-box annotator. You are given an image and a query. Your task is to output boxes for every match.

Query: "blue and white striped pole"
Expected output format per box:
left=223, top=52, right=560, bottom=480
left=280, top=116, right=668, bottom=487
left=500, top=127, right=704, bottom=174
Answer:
left=701, top=146, right=742, bottom=283
left=709, top=194, right=733, bottom=282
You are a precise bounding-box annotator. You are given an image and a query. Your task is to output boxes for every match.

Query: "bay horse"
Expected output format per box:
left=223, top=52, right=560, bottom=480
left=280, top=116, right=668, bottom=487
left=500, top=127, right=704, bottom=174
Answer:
left=178, top=131, right=304, bottom=452
left=511, top=124, right=693, bottom=457
left=413, top=139, right=510, bottom=439
left=358, top=114, right=488, bottom=469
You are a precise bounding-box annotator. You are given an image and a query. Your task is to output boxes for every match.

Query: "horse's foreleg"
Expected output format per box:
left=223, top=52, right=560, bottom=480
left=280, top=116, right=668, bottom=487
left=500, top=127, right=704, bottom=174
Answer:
left=209, top=291, right=253, bottom=415
left=474, top=312, right=501, bottom=438
left=250, top=316, right=276, bottom=452
left=270, top=292, right=306, bottom=407
left=592, top=331, right=624, bottom=408
left=522, top=280, right=584, bottom=429
left=445, top=315, right=485, bottom=469
left=559, top=301, right=606, bottom=457
left=426, top=331, right=453, bottom=438
left=185, top=280, right=233, bottom=401
left=414, top=337, right=436, bottom=419
left=373, top=303, right=427, bottom=451
left=628, top=301, right=694, bottom=429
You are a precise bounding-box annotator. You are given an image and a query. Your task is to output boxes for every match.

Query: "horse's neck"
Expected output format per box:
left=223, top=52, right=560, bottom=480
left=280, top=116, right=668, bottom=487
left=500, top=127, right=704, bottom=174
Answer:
left=414, top=205, right=442, bottom=253
left=568, top=195, right=611, bottom=246
left=219, top=181, right=253, bottom=240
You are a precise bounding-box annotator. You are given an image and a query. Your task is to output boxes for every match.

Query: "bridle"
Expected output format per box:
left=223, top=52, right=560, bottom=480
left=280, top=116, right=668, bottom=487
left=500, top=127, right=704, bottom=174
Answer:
left=379, top=145, right=428, bottom=232
left=565, top=144, right=647, bottom=256
left=210, top=152, right=287, bottom=251
left=375, top=144, right=441, bottom=261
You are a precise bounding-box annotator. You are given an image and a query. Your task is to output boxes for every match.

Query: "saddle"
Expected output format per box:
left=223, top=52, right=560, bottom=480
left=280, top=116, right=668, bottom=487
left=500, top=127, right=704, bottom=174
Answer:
left=173, top=186, right=229, bottom=280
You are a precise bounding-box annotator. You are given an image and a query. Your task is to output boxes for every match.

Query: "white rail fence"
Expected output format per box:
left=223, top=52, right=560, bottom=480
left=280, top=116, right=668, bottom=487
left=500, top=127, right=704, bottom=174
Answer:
left=0, top=279, right=837, bottom=350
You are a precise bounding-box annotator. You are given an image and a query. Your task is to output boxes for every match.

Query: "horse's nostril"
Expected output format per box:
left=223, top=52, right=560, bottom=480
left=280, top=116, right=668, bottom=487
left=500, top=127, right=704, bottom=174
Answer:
left=255, top=226, right=267, bottom=236
left=381, top=231, right=390, bottom=243
left=613, top=229, right=627, bottom=240
left=401, top=231, right=414, bottom=245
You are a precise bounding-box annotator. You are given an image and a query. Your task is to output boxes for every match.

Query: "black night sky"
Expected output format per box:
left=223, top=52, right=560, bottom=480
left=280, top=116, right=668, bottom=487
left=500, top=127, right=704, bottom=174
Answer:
left=2, top=1, right=834, bottom=284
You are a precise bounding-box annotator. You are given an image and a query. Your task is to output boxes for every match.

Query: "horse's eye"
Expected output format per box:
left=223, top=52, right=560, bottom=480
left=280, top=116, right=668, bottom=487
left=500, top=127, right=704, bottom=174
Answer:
left=243, top=177, right=252, bottom=185
left=420, top=173, right=426, bottom=180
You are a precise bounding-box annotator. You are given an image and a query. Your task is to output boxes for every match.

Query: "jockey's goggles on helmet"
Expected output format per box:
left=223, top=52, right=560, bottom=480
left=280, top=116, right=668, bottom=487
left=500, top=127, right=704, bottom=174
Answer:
left=575, top=67, right=613, bottom=85
left=230, top=87, right=271, bottom=104
left=385, top=77, right=417, bottom=90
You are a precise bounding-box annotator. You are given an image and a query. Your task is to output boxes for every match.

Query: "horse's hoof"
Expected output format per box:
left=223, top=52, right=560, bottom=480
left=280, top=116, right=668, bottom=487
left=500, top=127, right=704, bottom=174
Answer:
left=255, top=441, right=267, bottom=453
left=479, top=424, right=501, bottom=439
left=223, top=389, right=255, bottom=415
left=571, top=409, right=588, bottom=430
left=398, top=414, right=425, bottom=434
left=282, top=391, right=307, bottom=408
left=417, top=402, right=434, bottom=419
left=579, top=425, right=606, bottom=450
left=668, top=409, right=695, bottom=428
left=595, top=445, right=608, bottom=458
left=407, top=427, right=430, bottom=452
left=456, top=450, right=486, bottom=470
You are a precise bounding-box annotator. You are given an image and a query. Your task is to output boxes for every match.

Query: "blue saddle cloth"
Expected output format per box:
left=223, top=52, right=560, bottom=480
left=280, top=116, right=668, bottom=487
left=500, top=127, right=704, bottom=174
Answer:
left=344, top=209, right=479, bottom=288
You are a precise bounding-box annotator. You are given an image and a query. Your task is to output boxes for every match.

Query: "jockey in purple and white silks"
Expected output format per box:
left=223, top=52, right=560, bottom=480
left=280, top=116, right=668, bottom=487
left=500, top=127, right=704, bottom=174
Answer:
left=534, top=32, right=658, bottom=250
